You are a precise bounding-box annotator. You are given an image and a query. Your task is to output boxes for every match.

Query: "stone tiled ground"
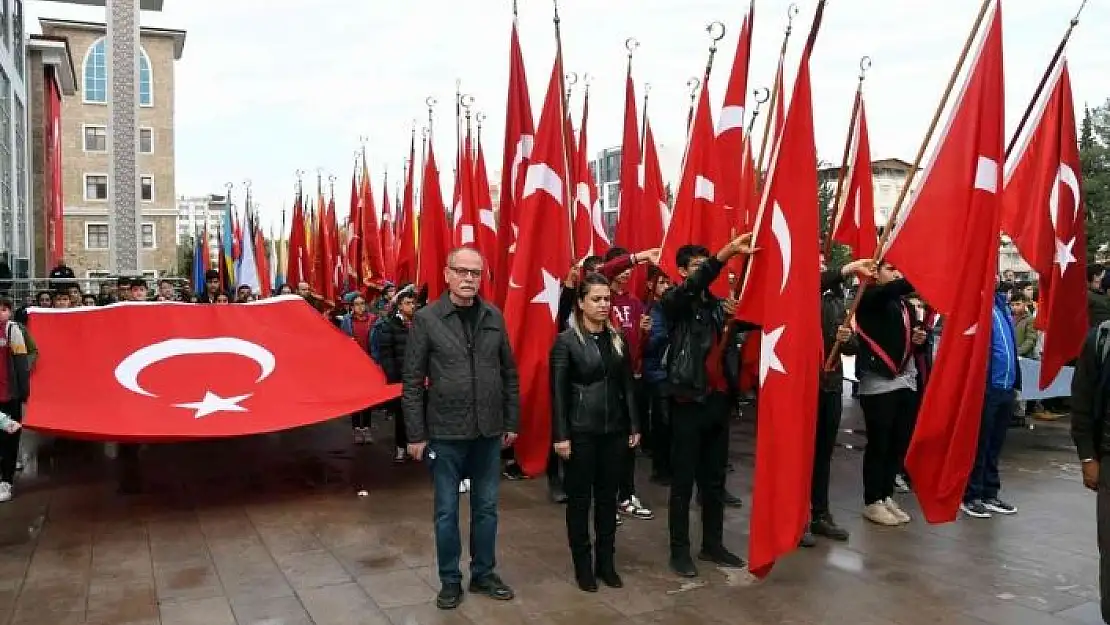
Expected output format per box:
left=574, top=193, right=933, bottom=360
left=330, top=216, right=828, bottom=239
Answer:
left=0, top=400, right=1102, bottom=625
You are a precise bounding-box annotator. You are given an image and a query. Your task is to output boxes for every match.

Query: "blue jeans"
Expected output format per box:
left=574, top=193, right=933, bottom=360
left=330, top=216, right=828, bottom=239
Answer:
left=964, top=386, right=1016, bottom=503
left=428, top=436, right=501, bottom=586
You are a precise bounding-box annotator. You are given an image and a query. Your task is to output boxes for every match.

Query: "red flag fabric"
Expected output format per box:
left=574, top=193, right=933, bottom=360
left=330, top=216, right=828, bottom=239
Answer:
left=885, top=0, right=1005, bottom=523
left=473, top=137, right=500, bottom=286
left=380, top=174, right=397, bottom=282
left=396, top=137, right=419, bottom=285
left=285, top=193, right=307, bottom=288
left=496, top=17, right=535, bottom=308
left=831, top=97, right=879, bottom=259
left=254, top=226, right=271, bottom=297
left=1002, top=58, right=1086, bottom=388
left=613, top=65, right=643, bottom=252
left=716, top=1, right=755, bottom=232
left=454, top=136, right=480, bottom=250
left=741, top=38, right=823, bottom=579
left=348, top=171, right=364, bottom=287
left=659, top=82, right=730, bottom=298
left=504, top=57, right=573, bottom=477
left=571, top=90, right=595, bottom=259
left=361, top=159, right=385, bottom=283
left=417, top=140, right=452, bottom=301
left=641, top=120, right=670, bottom=240
left=25, top=297, right=399, bottom=441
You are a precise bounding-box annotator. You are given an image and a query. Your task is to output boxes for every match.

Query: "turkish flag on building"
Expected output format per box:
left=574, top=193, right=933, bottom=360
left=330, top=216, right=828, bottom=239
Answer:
left=503, top=55, right=573, bottom=476
left=1002, top=57, right=1086, bottom=388
left=26, top=297, right=398, bottom=442
left=831, top=96, right=878, bottom=259
left=885, top=0, right=1005, bottom=523
left=742, top=34, right=823, bottom=579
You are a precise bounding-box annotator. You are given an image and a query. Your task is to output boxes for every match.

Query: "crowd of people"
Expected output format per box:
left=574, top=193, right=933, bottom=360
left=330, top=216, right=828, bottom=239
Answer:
left=0, top=246, right=1087, bottom=615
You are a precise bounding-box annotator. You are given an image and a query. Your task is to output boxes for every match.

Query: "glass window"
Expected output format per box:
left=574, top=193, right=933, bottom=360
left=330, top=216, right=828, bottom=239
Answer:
left=0, top=0, right=7, bottom=51
left=139, top=49, right=152, bottom=106
left=141, top=223, right=155, bottom=249
left=15, top=97, right=25, bottom=258
left=84, top=126, right=107, bottom=151
left=86, top=224, right=109, bottom=249
left=13, top=0, right=22, bottom=77
left=85, top=175, right=108, bottom=201
left=0, top=69, right=10, bottom=256
left=84, top=39, right=107, bottom=103
left=141, top=176, right=154, bottom=201
left=605, top=183, right=620, bottom=213
left=139, top=128, right=153, bottom=153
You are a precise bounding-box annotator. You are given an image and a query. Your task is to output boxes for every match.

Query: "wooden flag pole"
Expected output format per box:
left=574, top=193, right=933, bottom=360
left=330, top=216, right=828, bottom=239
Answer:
left=1004, top=0, right=1087, bottom=159
left=552, top=0, right=578, bottom=258
left=823, top=0, right=995, bottom=372
left=754, top=3, right=800, bottom=183
left=822, top=56, right=871, bottom=260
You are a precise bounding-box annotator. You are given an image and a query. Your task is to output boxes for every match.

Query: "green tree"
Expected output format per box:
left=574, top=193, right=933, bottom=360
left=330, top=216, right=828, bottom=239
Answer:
left=1081, top=101, right=1110, bottom=260
left=177, top=236, right=195, bottom=278
left=816, top=162, right=852, bottom=268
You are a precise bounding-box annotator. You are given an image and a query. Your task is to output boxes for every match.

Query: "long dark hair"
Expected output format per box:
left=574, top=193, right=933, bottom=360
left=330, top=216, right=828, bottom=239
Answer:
left=571, top=273, right=623, bottom=355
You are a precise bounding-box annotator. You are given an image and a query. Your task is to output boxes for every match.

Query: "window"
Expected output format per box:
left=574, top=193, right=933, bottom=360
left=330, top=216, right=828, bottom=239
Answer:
left=0, top=0, right=7, bottom=50
left=141, top=176, right=154, bottom=202
left=84, top=126, right=107, bottom=152
left=85, top=174, right=108, bottom=201
left=139, top=128, right=153, bottom=153
left=86, top=223, right=109, bottom=250
left=13, top=1, right=22, bottom=77
left=0, top=69, right=11, bottom=255
left=15, top=99, right=26, bottom=258
left=141, top=270, right=158, bottom=281
left=84, top=39, right=153, bottom=106
left=605, top=183, right=620, bottom=213
left=141, top=223, right=155, bottom=249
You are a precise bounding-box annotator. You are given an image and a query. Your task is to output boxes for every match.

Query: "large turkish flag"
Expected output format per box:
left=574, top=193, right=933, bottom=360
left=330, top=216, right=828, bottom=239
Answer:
left=26, top=296, right=399, bottom=442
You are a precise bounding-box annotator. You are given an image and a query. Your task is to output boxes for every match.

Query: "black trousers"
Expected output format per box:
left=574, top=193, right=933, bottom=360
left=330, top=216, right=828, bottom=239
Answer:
left=650, top=386, right=672, bottom=478
left=385, top=399, right=406, bottom=447
left=859, top=389, right=917, bottom=505
left=565, top=432, right=623, bottom=564
left=351, top=408, right=372, bottom=429
left=812, top=389, right=842, bottom=515
left=0, top=400, right=22, bottom=483
left=668, top=393, right=729, bottom=555
left=1098, top=465, right=1110, bottom=623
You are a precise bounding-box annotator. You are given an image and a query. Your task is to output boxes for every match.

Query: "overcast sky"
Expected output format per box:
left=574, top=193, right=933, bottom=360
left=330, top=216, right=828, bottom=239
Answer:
left=28, top=0, right=1110, bottom=232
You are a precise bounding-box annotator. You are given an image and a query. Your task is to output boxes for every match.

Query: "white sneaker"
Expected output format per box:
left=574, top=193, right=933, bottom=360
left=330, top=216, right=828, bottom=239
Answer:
left=863, top=502, right=901, bottom=526
left=393, top=447, right=407, bottom=464
left=884, top=497, right=911, bottom=524
left=0, top=482, right=11, bottom=503
left=619, top=495, right=655, bottom=520
left=459, top=479, right=471, bottom=494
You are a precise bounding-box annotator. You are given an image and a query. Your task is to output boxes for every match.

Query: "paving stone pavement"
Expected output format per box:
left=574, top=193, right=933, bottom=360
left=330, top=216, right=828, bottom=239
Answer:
left=0, top=400, right=1101, bottom=625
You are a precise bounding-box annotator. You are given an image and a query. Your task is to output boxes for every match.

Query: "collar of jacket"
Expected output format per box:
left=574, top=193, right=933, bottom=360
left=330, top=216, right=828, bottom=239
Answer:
left=431, top=292, right=491, bottom=319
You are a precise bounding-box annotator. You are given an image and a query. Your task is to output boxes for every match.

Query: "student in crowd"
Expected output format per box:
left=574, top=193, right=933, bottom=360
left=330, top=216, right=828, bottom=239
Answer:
left=378, top=284, right=417, bottom=463
left=338, top=292, right=378, bottom=444
left=549, top=273, right=640, bottom=592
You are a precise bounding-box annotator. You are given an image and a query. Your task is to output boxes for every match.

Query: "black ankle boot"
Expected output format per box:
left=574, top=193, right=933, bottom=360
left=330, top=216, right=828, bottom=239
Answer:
left=573, top=553, right=597, bottom=592
left=595, top=557, right=623, bottom=588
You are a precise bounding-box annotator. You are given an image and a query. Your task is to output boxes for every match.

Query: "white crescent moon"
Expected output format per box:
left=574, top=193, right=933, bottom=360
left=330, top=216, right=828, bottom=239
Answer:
left=1049, top=162, right=1081, bottom=231
left=770, top=201, right=792, bottom=294
left=114, top=337, right=276, bottom=398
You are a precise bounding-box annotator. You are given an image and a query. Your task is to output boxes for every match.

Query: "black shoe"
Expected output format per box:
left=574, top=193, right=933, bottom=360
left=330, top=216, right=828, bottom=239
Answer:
left=669, top=553, right=699, bottom=578
left=549, top=486, right=568, bottom=504
left=595, top=560, right=623, bottom=588
left=698, top=547, right=746, bottom=569
left=798, top=531, right=817, bottom=548
left=468, top=574, right=514, bottom=601
left=811, top=514, right=850, bottom=541
left=502, top=462, right=526, bottom=481
left=436, top=583, right=464, bottom=610
left=573, top=556, right=598, bottom=592
left=723, top=490, right=744, bottom=508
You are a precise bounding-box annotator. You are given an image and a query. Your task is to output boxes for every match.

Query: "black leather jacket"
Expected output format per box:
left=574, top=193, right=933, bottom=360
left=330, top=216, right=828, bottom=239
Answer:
left=659, top=257, right=728, bottom=401
left=549, top=326, right=639, bottom=442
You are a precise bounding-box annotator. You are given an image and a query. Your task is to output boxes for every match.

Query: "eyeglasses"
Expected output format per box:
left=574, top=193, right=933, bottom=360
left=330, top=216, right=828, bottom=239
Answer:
left=449, top=266, right=483, bottom=279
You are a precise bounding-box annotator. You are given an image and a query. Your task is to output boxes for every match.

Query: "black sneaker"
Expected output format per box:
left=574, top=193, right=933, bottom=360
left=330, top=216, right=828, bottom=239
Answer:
left=669, top=553, right=698, bottom=578
left=469, top=573, right=514, bottom=601
left=983, top=498, right=1017, bottom=515
left=698, top=547, right=746, bottom=569
left=549, top=486, right=568, bottom=504
left=436, top=583, right=464, bottom=610
left=502, top=462, right=526, bottom=481
left=960, top=500, right=992, bottom=519
left=810, top=514, right=850, bottom=541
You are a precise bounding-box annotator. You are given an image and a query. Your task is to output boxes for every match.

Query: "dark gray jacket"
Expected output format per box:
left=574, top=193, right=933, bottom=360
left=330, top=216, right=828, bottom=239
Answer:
left=402, top=293, right=520, bottom=442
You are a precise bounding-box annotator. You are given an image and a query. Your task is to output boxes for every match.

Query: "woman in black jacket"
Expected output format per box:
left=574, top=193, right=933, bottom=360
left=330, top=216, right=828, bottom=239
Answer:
left=549, top=273, right=640, bottom=593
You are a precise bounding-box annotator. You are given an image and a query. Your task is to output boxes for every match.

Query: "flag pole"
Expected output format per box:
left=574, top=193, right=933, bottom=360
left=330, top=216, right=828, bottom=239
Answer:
left=1004, top=0, right=1087, bottom=159
left=754, top=3, right=800, bottom=183
left=822, top=56, right=871, bottom=260
left=727, top=86, right=770, bottom=300
left=552, top=0, right=578, bottom=258
left=824, top=0, right=995, bottom=371
left=681, top=23, right=726, bottom=166
left=685, top=77, right=699, bottom=137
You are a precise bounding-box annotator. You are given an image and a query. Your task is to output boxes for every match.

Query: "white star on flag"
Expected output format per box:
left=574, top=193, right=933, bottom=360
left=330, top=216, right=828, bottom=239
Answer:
left=1055, top=236, right=1077, bottom=276
left=531, top=269, right=562, bottom=323
left=759, top=326, right=787, bottom=386
left=174, top=391, right=251, bottom=419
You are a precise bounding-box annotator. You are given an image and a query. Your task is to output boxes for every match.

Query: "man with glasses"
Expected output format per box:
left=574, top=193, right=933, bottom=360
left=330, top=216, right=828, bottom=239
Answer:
left=403, top=247, right=520, bottom=610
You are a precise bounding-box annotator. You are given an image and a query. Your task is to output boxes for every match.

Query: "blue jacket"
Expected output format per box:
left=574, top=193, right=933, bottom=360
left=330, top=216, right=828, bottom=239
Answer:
left=989, top=293, right=1019, bottom=390
left=642, top=302, right=669, bottom=384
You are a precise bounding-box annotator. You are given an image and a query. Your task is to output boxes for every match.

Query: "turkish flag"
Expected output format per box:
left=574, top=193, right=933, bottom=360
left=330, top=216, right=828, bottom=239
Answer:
left=831, top=96, right=878, bottom=259
left=395, top=135, right=418, bottom=285
left=26, top=297, right=399, bottom=442
left=742, top=37, right=823, bottom=579
left=417, top=139, right=452, bottom=301
left=613, top=67, right=650, bottom=299
left=503, top=55, right=573, bottom=476
left=380, top=176, right=397, bottom=282
left=885, top=0, right=1005, bottom=523
left=574, top=89, right=606, bottom=259
left=716, top=0, right=755, bottom=230
left=1002, top=57, right=1086, bottom=388
left=473, top=136, right=501, bottom=283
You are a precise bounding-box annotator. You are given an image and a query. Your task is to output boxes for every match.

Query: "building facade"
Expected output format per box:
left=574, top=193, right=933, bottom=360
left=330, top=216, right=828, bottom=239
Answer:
left=817, top=157, right=915, bottom=230
left=588, top=143, right=681, bottom=240
left=176, top=193, right=228, bottom=265
left=38, top=17, right=184, bottom=281
left=0, top=0, right=33, bottom=280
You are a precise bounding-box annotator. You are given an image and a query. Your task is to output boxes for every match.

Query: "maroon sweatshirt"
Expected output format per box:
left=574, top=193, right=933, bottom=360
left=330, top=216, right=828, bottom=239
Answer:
left=598, top=254, right=646, bottom=375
